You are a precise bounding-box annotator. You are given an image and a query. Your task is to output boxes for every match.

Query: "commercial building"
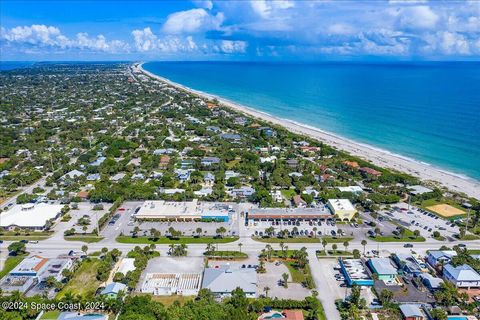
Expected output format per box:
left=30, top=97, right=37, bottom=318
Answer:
left=141, top=273, right=202, bottom=296
left=339, top=259, right=374, bottom=286
left=9, top=255, right=49, bottom=277
left=443, top=264, right=480, bottom=289
left=135, top=200, right=231, bottom=221
left=247, top=206, right=332, bottom=223
left=367, top=258, right=398, bottom=282
left=327, top=199, right=357, bottom=221
left=0, top=203, right=63, bottom=230
left=202, top=265, right=257, bottom=298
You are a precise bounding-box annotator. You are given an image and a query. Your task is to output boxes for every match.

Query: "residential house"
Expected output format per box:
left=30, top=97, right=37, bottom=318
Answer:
left=399, top=304, right=426, bottom=320
left=201, top=157, right=220, bottom=166
left=426, top=250, right=457, bottom=268
left=100, top=282, right=128, bottom=299
left=443, top=264, right=480, bottom=289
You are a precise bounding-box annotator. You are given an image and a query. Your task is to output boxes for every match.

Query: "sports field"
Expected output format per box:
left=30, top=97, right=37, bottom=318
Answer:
left=427, top=203, right=466, bottom=218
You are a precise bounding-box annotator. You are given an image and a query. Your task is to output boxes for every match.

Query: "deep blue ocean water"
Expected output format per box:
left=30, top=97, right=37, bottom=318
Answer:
left=144, top=61, right=480, bottom=181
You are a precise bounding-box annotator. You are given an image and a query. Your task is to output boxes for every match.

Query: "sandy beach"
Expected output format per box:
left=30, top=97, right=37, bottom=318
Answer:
left=137, top=63, right=480, bottom=200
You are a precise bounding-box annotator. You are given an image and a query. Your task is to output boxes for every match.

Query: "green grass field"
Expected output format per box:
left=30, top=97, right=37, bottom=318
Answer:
left=204, top=250, right=248, bottom=258
left=56, top=259, right=103, bottom=299
left=0, top=254, right=27, bottom=279
left=64, top=235, right=105, bottom=243
left=284, top=261, right=306, bottom=283
left=116, top=235, right=238, bottom=244
left=253, top=236, right=320, bottom=243
left=0, top=231, right=52, bottom=241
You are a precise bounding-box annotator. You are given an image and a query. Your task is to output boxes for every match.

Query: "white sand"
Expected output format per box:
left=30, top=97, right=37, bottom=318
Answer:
left=136, top=63, right=480, bottom=200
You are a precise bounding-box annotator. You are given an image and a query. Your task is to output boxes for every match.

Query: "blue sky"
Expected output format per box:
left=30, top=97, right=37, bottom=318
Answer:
left=1, top=0, right=480, bottom=61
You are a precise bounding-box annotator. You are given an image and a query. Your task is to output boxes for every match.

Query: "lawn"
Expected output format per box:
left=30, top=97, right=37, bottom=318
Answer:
left=64, top=235, right=105, bottom=243
left=0, top=254, right=27, bottom=279
left=116, top=235, right=238, bottom=244
left=0, top=231, right=52, bottom=241
left=253, top=236, right=320, bottom=243
left=57, top=259, right=103, bottom=299
left=369, top=228, right=425, bottom=242
left=150, top=294, right=194, bottom=306
left=281, top=189, right=297, bottom=200
left=321, top=236, right=354, bottom=244
left=204, top=250, right=248, bottom=259
left=316, top=250, right=353, bottom=257
left=284, top=261, right=306, bottom=283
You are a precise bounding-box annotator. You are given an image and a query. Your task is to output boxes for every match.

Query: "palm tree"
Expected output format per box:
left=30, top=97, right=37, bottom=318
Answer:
left=361, top=240, right=367, bottom=255
left=280, top=241, right=285, bottom=255
left=196, top=227, right=202, bottom=237
left=238, top=243, right=243, bottom=253
left=413, top=229, right=420, bottom=239
left=264, top=286, right=270, bottom=297
left=322, top=239, right=328, bottom=254
left=81, top=245, right=88, bottom=255
left=343, top=241, right=349, bottom=253
left=312, top=227, right=317, bottom=238
left=282, top=273, right=289, bottom=288
left=332, top=244, right=338, bottom=255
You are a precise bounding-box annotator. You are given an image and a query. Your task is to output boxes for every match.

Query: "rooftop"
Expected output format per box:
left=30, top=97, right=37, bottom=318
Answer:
left=368, top=258, right=398, bottom=275
left=0, top=203, right=63, bottom=228
left=202, top=264, right=257, bottom=294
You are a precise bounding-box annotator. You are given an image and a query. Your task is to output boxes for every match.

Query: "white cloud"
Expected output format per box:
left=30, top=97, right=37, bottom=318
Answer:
left=397, top=6, right=439, bottom=30
left=162, top=8, right=224, bottom=34
left=327, top=23, right=355, bottom=35
left=1, top=24, right=128, bottom=53
left=192, top=0, right=213, bottom=10
left=132, top=27, right=158, bottom=51
left=250, top=0, right=294, bottom=18
left=217, top=40, right=247, bottom=53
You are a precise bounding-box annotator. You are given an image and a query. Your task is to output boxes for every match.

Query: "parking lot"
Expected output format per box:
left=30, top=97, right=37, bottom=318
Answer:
left=257, top=261, right=311, bottom=299
left=102, top=201, right=240, bottom=239
left=385, top=202, right=460, bottom=238
left=247, top=219, right=341, bottom=238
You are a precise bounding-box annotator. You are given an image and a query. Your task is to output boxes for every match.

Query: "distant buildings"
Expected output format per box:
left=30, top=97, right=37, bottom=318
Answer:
left=202, top=265, right=257, bottom=298
left=0, top=203, right=63, bottom=230
left=327, top=199, right=357, bottom=221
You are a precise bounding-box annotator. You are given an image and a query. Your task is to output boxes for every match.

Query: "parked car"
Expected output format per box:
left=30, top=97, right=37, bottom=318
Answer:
left=404, top=243, right=414, bottom=248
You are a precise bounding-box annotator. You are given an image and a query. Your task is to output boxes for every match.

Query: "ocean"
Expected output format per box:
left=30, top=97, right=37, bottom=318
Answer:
left=143, top=61, right=480, bottom=181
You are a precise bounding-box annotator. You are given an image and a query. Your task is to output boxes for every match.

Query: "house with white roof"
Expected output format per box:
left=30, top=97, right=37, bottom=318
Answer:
left=202, top=265, right=257, bottom=298
left=0, top=203, right=63, bottom=230
left=443, top=264, right=480, bottom=289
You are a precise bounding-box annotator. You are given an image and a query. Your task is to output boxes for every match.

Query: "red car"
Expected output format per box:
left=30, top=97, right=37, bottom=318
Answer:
left=118, top=208, right=125, bottom=211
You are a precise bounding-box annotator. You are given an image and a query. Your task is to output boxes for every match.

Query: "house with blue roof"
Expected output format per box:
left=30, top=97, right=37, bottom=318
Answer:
left=443, top=264, right=480, bottom=289
left=100, top=282, right=127, bottom=299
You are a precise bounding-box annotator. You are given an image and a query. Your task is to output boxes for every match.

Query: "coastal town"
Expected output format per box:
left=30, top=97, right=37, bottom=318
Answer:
left=1, top=62, right=480, bottom=320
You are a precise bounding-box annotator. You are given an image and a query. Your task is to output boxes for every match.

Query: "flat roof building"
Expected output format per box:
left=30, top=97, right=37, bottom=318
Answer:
left=135, top=200, right=231, bottom=221
left=339, top=259, right=374, bottom=286
left=9, top=255, right=49, bottom=277
left=202, top=264, right=257, bottom=298
left=247, top=207, right=332, bottom=222
left=337, top=186, right=363, bottom=194
left=0, top=203, right=63, bottom=230
left=367, top=258, right=398, bottom=282
left=327, top=199, right=357, bottom=221
left=141, top=273, right=202, bottom=296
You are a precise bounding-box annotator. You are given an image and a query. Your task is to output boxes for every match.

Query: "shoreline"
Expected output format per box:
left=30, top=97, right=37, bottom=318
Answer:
left=136, top=62, right=480, bottom=200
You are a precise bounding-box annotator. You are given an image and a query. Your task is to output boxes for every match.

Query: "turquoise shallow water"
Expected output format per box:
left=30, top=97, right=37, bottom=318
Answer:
left=144, top=61, right=480, bottom=181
